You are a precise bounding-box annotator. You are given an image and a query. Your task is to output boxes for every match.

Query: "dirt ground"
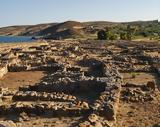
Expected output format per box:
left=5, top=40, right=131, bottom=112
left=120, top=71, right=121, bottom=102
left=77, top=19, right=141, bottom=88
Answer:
left=122, top=72, right=159, bottom=85
left=0, top=41, right=47, bottom=53
left=117, top=100, right=160, bottom=127
left=146, top=51, right=160, bottom=57
left=16, top=117, right=83, bottom=127
left=117, top=72, right=160, bottom=127
left=0, top=114, right=83, bottom=127
left=0, top=71, right=45, bottom=90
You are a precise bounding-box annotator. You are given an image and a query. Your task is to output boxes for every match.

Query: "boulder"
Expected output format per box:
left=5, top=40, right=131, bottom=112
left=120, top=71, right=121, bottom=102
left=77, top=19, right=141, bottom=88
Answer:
left=81, top=102, right=89, bottom=109
left=101, top=120, right=111, bottom=127
left=79, top=121, right=92, bottom=127
left=147, top=81, right=156, bottom=90
left=100, top=104, right=115, bottom=120
left=0, top=66, right=8, bottom=79
left=0, top=120, right=17, bottom=127
left=93, top=122, right=103, bottom=127
left=88, top=114, right=98, bottom=123
left=19, top=112, right=30, bottom=121
left=1, top=96, right=12, bottom=102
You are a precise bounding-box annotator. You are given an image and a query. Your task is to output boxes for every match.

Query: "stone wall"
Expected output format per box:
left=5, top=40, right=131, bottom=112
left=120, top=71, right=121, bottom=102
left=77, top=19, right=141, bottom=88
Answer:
left=0, top=66, right=8, bottom=79
left=8, top=65, right=29, bottom=72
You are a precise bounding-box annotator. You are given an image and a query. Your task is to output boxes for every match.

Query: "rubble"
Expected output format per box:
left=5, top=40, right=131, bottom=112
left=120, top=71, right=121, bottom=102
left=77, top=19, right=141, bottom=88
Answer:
left=0, top=66, right=8, bottom=78
left=121, top=88, right=154, bottom=102
left=146, top=81, right=156, bottom=90
left=88, top=114, right=98, bottom=123
left=13, top=91, right=77, bottom=102
left=0, top=40, right=159, bottom=126
left=0, top=120, right=17, bottom=127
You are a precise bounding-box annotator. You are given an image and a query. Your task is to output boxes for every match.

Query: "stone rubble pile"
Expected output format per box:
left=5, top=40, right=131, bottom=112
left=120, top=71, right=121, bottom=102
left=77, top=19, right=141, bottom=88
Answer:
left=121, top=88, right=154, bottom=102
left=121, top=81, right=157, bottom=103
left=0, top=101, right=90, bottom=116
left=0, top=41, right=160, bottom=126
left=13, top=91, right=77, bottom=102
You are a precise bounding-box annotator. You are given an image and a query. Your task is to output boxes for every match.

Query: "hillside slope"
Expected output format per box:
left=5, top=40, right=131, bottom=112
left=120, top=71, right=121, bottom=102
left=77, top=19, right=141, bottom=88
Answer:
left=39, top=21, right=84, bottom=39
left=0, top=20, right=159, bottom=39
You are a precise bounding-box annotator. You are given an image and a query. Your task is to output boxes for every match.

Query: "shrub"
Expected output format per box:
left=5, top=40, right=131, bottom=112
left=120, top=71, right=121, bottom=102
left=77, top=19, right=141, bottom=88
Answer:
left=97, top=30, right=107, bottom=40
left=120, top=32, right=128, bottom=40
left=131, top=72, right=136, bottom=78
left=109, top=33, right=118, bottom=40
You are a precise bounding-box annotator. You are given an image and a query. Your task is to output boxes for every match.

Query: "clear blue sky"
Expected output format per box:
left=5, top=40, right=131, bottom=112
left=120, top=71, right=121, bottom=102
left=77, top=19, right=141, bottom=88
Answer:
left=0, top=0, right=159, bottom=27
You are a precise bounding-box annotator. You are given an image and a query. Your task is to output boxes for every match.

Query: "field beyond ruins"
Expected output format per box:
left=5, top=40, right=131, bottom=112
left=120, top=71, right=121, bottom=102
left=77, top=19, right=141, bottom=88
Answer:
left=0, top=40, right=160, bottom=127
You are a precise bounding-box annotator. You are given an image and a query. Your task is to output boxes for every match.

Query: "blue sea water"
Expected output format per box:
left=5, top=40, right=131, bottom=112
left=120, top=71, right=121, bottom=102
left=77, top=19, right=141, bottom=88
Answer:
left=0, top=36, right=36, bottom=43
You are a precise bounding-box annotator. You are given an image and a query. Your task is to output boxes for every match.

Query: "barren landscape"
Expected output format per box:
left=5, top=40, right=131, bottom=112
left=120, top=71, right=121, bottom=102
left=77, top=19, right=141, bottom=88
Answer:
left=0, top=0, right=160, bottom=126
left=0, top=40, right=160, bottom=127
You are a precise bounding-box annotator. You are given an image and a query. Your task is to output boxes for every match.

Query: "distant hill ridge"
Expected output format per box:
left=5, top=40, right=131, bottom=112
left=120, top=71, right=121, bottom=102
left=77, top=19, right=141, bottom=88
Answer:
left=0, top=20, right=159, bottom=39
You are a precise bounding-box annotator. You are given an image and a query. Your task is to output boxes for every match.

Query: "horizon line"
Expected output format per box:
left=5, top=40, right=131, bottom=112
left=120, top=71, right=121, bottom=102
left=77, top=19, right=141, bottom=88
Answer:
left=0, top=19, right=159, bottom=28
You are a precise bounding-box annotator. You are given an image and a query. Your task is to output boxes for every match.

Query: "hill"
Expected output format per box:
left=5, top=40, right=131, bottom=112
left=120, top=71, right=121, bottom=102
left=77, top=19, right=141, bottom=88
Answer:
left=0, top=20, right=159, bottom=40
left=0, top=25, right=29, bottom=36
left=39, top=21, right=84, bottom=39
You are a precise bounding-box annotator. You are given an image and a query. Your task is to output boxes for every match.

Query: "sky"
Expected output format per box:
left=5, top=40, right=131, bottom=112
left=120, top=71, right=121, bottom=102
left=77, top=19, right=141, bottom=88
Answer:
left=0, top=0, right=160, bottom=27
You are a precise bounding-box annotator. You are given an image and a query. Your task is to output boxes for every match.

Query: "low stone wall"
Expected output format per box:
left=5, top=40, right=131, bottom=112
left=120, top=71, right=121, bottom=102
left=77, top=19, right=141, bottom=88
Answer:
left=30, top=64, right=64, bottom=72
left=8, top=65, right=28, bottom=72
left=0, top=101, right=90, bottom=117
left=0, top=66, right=8, bottom=79
left=0, top=120, right=17, bottom=127
left=28, top=78, right=106, bottom=94
left=13, top=91, right=77, bottom=102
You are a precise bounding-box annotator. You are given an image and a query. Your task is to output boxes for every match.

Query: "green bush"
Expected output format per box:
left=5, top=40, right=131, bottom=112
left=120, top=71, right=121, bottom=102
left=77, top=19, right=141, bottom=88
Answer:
left=97, top=30, right=107, bottom=40
left=97, top=29, right=118, bottom=40
left=108, top=33, right=118, bottom=40
left=120, top=32, right=127, bottom=40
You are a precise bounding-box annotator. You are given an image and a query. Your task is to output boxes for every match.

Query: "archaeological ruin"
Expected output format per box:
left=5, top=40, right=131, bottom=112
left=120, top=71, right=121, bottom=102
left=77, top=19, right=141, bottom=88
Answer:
left=0, top=40, right=160, bottom=127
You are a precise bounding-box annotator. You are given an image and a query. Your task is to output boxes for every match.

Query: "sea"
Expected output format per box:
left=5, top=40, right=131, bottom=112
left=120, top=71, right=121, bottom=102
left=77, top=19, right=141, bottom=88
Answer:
left=0, top=36, right=36, bottom=43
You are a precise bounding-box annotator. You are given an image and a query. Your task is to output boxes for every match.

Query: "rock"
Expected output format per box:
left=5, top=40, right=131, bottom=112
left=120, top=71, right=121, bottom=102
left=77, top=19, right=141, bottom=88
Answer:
left=69, top=53, right=76, bottom=58
left=19, top=112, right=30, bottom=121
left=127, top=111, right=134, bottom=117
left=100, top=104, right=115, bottom=120
left=81, top=102, right=89, bottom=109
left=147, top=81, right=156, bottom=90
left=79, top=121, right=92, bottom=127
left=0, top=87, right=8, bottom=95
left=74, top=46, right=79, bottom=51
left=121, top=88, right=154, bottom=102
left=88, top=114, right=98, bottom=123
left=92, top=103, right=101, bottom=110
left=93, top=122, right=103, bottom=127
left=2, top=96, right=12, bottom=102
left=102, top=120, right=111, bottom=127
left=0, top=120, right=17, bottom=127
